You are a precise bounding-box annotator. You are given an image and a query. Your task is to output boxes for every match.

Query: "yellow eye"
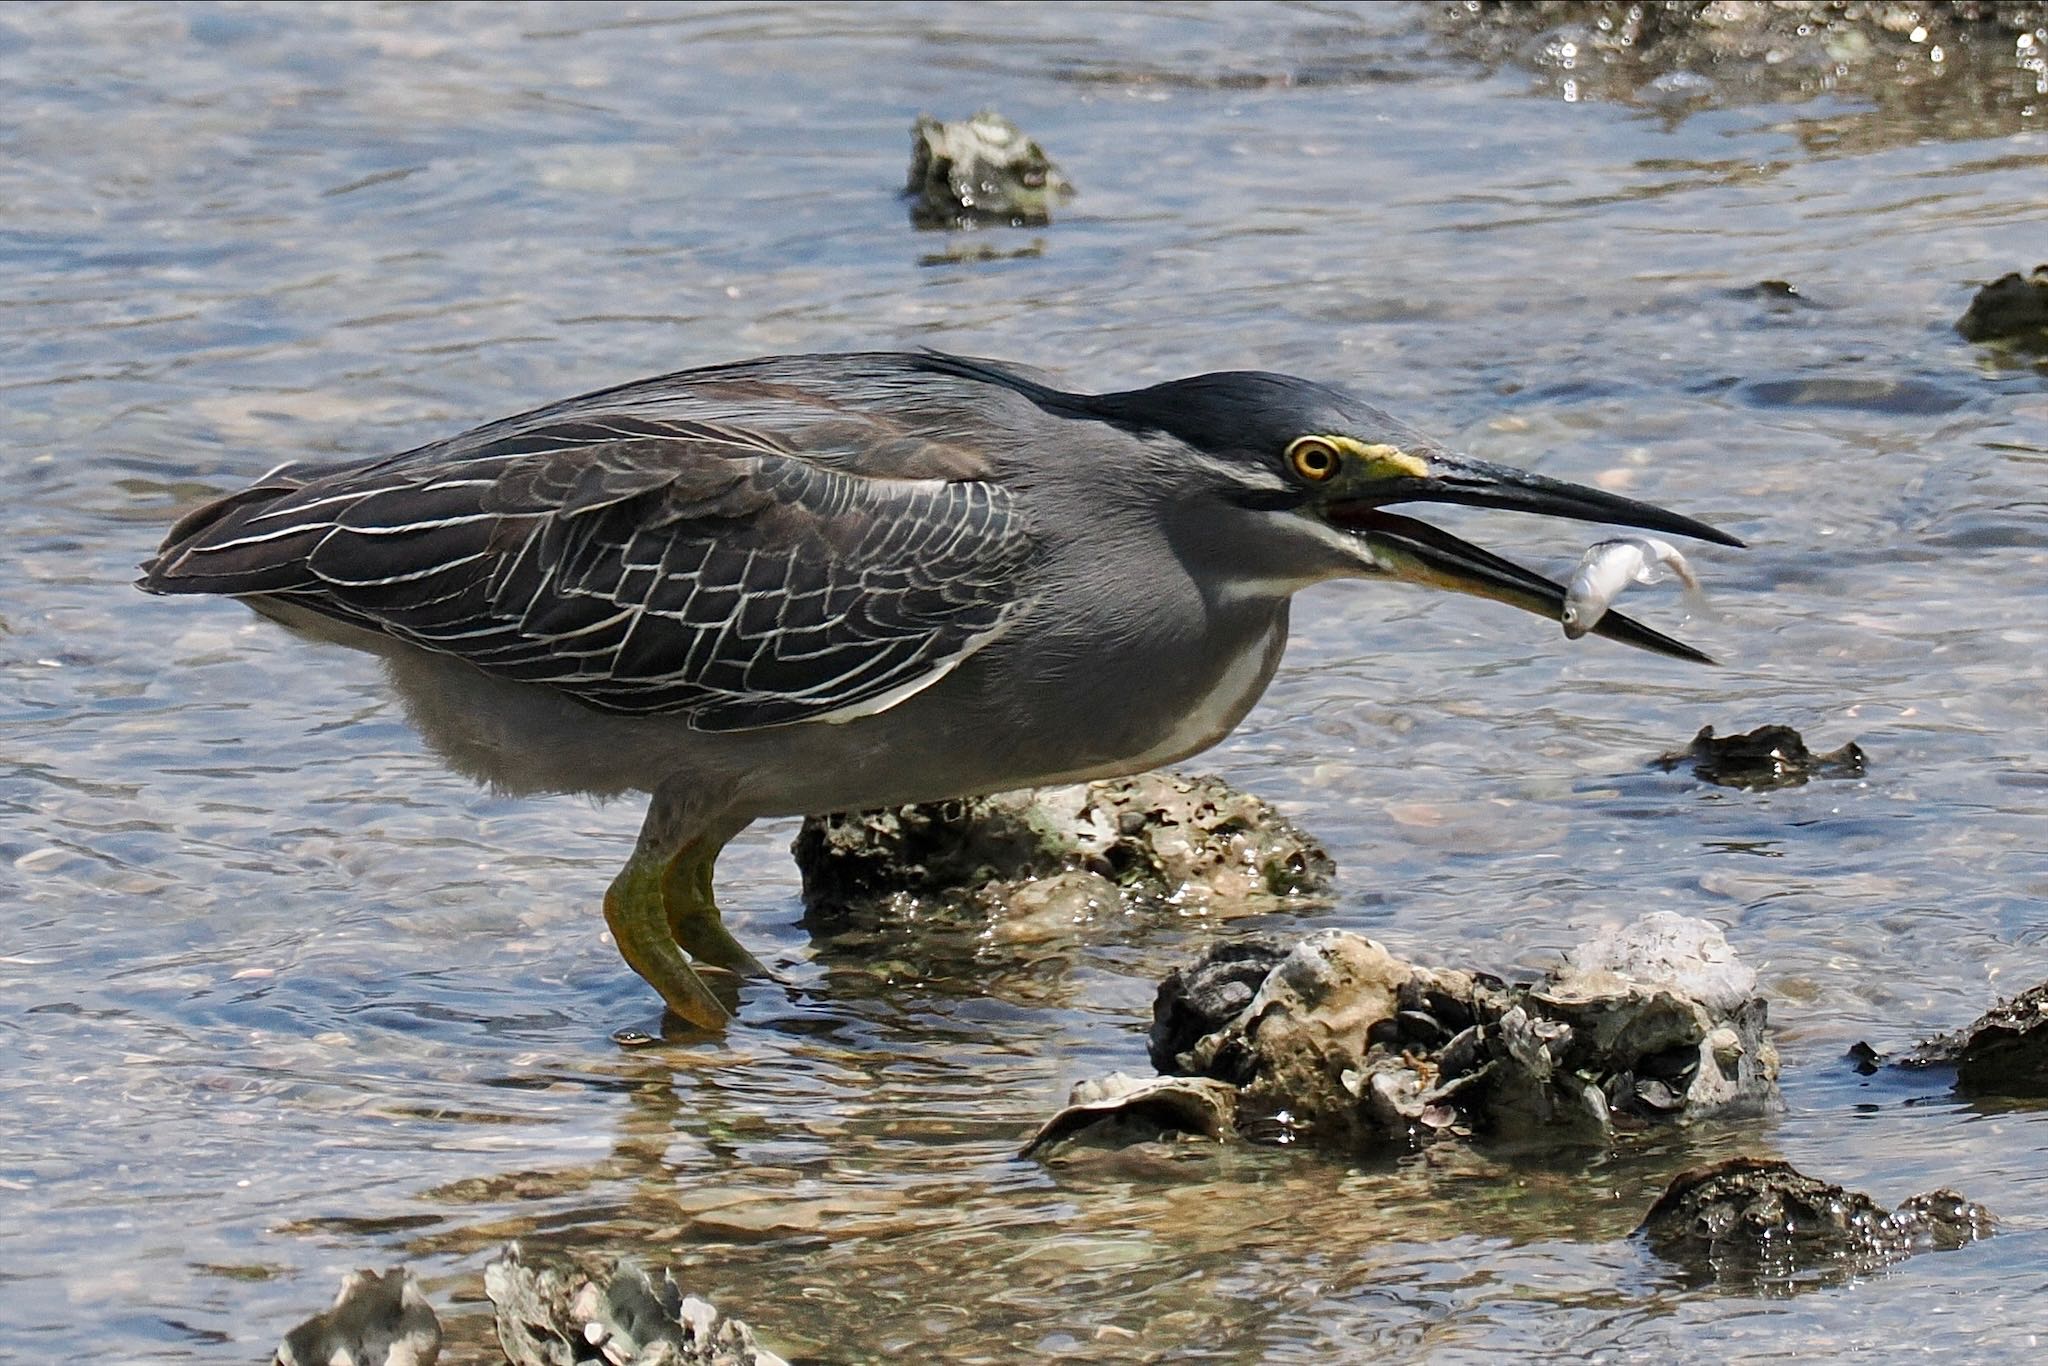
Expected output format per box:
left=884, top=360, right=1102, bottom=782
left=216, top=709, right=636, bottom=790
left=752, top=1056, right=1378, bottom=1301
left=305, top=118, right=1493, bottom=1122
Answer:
left=1287, top=436, right=1341, bottom=482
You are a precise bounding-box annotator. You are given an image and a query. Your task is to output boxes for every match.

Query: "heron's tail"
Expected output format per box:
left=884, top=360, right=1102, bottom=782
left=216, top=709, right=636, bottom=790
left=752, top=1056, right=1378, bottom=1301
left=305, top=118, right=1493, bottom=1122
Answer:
left=136, top=468, right=320, bottom=596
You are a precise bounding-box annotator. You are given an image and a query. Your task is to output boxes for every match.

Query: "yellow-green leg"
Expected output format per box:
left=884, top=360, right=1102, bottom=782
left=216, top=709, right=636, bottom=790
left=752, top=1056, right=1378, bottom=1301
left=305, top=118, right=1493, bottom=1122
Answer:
left=604, top=844, right=731, bottom=1031
left=661, top=838, right=766, bottom=976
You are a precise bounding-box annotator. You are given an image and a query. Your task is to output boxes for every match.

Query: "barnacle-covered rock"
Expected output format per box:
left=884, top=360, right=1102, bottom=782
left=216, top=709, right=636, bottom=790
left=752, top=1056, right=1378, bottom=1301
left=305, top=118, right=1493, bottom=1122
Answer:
left=1433, top=1, right=2048, bottom=149
left=1957, top=265, right=2048, bottom=351
left=1517, top=912, right=1779, bottom=1130
left=1656, top=724, right=1865, bottom=790
left=905, top=110, right=1072, bottom=229
left=485, top=1245, right=785, bottom=1366
left=794, top=772, right=1333, bottom=923
left=1149, top=936, right=1293, bottom=1074
left=1638, top=1157, right=1993, bottom=1286
left=273, top=1268, right=440, bottom=1366
left=1892, top=978, right=2048, bottom=1096
left=1113, top=913, right=1777, bottom=1155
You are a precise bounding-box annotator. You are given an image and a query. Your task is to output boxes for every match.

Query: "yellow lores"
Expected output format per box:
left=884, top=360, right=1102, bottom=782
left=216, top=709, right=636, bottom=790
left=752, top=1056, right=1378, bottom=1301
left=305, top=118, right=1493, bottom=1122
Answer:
left=1285, top=435, right=1431, bottom=484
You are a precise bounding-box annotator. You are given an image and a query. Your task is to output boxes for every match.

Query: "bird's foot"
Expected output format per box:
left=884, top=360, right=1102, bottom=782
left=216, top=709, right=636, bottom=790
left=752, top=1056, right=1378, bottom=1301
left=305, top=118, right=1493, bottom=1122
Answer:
left=662, top=839, right=768, bottom=977
left=603, top=851, right=733, bottom=1033
left=664, top=900, right=767, bottom=977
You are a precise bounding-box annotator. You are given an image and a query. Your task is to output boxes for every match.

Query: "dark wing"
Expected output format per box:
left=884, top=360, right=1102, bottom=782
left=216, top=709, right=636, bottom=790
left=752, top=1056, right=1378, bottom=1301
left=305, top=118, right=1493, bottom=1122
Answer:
left=141, top=417, right=1038, bottom=731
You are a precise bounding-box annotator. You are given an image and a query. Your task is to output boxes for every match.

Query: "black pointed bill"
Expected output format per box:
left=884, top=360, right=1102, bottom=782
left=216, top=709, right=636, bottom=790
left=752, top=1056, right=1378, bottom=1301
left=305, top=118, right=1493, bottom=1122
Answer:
left=1322, top=454, right=1739, bottom=664
left=1356, top=453, right=1744, bottom=549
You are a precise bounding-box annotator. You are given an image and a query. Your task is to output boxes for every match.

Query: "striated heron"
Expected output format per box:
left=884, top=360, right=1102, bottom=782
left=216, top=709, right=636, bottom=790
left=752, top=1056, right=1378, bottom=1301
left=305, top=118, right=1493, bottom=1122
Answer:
left=141, top=352, right=1738, bottom=1032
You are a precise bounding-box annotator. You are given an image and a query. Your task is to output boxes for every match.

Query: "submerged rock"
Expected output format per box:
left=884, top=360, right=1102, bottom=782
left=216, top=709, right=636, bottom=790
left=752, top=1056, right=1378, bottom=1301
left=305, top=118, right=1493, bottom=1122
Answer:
left=1728, top=279, right=1821, bottom=311
left=1638, top=1156, right=1993, bottom=1285
left=1021, top=1072, right=1240, bottom=1158
left=1656, top=724, right=1865, bottom=790
left=1893, top=979, right=2048, bottom=1096
left=1115, top=913, right=1779, bottom=1155
left=905, top=110, right=1072, bottom=229
left=794, top=772, right=1334, bottom=922
left=1957, top=265, right=2048, bottom=351
left=274, top=1268, right=440, bottom=1366
left=485, top=1245, right=785, bottom=1366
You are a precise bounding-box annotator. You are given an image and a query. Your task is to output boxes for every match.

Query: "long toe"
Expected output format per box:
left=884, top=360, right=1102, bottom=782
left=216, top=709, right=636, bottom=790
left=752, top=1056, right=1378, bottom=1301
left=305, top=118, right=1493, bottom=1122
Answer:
left=661, top=839, right=768, bottom=976
left=605, top=860, right=734, bottom=1031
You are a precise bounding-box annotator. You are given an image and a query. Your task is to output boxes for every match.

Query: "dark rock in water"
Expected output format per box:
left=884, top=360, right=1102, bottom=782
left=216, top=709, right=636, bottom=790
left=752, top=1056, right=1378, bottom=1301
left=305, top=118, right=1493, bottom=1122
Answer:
left=485, top=1244, right=785, bottom=1366
left=905, top=110, right=1073, bottom=229
left=1957, top=265, right=2048, bottom=351
left=1021, top=1072, right=1239, bottom=1159
left=1732, top=375, right=1969, bottom=416
left=1725, top=279, right=1822, bottom=309
left=1893, top=979, right=2048, bottom=1096
left=1638, top=1157, right=1993, bottom=1286
left=1657, top=724, right=1865, bottom=790
left=1085, top=913, right=1779, bottom=1157
left=794, top=772, right=1333, bottom=924
left=274, top=1268, right=439, bottom=1366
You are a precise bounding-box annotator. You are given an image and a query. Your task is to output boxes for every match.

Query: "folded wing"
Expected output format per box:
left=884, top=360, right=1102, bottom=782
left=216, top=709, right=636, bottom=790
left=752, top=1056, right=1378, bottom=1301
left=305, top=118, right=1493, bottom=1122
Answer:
left=141, top=414, right=1037, bottom=732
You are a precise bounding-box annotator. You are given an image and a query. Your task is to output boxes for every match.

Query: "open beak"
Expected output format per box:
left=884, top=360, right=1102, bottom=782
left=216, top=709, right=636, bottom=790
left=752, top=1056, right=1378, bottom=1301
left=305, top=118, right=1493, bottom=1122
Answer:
left=1324, top=454, right=1743, bottom=665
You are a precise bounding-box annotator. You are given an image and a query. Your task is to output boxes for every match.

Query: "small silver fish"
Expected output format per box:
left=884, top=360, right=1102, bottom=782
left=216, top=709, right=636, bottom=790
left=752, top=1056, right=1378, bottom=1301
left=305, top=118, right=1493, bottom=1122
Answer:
left=1561, top=536, right=1700, bottom=639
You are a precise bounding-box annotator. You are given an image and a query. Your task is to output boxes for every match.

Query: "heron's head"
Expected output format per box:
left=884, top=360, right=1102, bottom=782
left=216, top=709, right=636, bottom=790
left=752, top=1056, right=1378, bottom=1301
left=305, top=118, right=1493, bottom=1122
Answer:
left=1083, top=369, right=1742, bottom=664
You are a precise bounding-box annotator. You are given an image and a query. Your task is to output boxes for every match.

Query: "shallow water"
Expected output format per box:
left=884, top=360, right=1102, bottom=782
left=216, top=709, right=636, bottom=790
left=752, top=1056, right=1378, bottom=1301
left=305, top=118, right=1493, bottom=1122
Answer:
left=3, top=2, right=2046, bottom=1361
